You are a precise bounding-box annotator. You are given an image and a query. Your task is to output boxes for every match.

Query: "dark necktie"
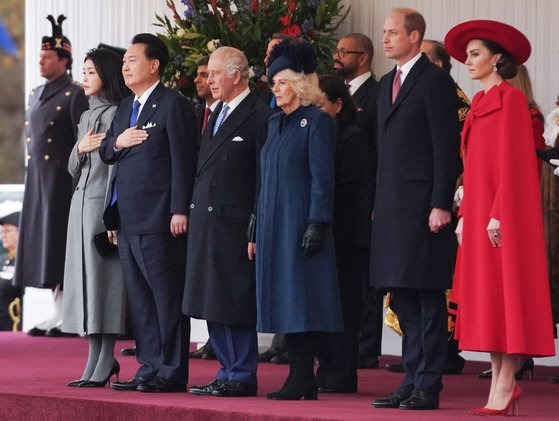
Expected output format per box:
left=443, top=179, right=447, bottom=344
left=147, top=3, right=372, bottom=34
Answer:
left=392, top=69, right=402, bottom=104
left=111, top=100, right=141, bottom=205
left=201, top=106, right=211, bottom=134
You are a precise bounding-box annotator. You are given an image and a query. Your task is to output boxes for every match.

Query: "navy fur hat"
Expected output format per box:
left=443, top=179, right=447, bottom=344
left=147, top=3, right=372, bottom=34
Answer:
left=267, top=40, right=318, bottom=84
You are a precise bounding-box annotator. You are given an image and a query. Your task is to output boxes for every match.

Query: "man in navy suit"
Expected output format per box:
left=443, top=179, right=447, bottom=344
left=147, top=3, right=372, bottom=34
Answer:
left=184, top=46, right=271, bottom=398
left=99, top=33, right=197, bottom=393
left=370, top=9, right=460, bottom=410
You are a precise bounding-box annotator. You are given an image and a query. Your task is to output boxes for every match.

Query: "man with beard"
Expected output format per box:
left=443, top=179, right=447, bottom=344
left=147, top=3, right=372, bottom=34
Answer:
left=333, top=33, right=382, bottom=371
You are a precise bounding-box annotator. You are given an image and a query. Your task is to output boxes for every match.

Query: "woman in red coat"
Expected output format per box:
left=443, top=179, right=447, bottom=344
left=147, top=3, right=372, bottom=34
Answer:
left=445, top=21, right=555, bottom=416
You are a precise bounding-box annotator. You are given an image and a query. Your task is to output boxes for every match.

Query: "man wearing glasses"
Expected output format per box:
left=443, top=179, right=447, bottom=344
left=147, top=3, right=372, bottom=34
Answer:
left=332, top=33, right=384, bottom=375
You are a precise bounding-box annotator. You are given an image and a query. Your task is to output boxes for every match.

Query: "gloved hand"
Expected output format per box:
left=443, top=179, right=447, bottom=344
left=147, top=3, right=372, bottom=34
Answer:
left=247, top=213, right=257, bottom=243
left=300, top=223, right=324, bottom=256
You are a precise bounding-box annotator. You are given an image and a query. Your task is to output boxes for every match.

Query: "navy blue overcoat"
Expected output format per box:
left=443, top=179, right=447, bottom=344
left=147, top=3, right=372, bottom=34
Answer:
left=256, top=105, right=343, bottom=333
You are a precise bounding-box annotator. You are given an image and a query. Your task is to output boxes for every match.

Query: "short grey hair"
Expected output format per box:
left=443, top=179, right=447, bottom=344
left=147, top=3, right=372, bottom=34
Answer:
left=273, top=69, right=321, bottom=106
left=211, top=46, right=249, bottom=82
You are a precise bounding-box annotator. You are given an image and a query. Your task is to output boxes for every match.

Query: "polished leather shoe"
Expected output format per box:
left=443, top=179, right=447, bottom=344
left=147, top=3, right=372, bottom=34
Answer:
left=385, top=362, right=404, bottom=373
left=372, top=391, right=410, bottom=408
left=27, top=327, right=47, bottom=336
left=120, top=346, right=136, bottom=356
left=270, top=352, right=289, bottom=364
left=189, top=342, right=217, bottom=360
left=110, top=378, right=147, bottom=391
left=67, top=379, right=85, bottom=387
left=358, top=356, right=380, bottom=369
left=212, top=381, right=257, bottom=397
left=137, top=377, right=186, bottom=393
left=399, top=391, right=439, bottom=410
left=189, top=379, right=224, bottom=396
left=45, top=327, right=78, bottom=338
left=258, top=347, right=281, bottom=362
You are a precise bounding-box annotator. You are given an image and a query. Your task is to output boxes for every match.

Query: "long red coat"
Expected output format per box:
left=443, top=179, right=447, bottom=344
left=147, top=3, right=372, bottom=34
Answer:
left=453, top=82, right=555, bottom=356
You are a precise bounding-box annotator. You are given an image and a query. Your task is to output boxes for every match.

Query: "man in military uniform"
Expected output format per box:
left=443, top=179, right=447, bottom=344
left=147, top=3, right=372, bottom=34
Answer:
left=14, top=15, right=88, bottom=337
left=0, top=212, right=21, bottom=331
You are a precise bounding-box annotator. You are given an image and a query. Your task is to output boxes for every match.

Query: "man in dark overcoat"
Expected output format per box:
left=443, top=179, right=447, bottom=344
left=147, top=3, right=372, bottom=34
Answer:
left=99, top=33, right=197, bottom=393
left=333, top=32, right=382, bottom=370
left=14, top=15, right=88, bottom=336
left=184, top=46, right=271, bottom=398
left=370, top=8, right=460, bottom=410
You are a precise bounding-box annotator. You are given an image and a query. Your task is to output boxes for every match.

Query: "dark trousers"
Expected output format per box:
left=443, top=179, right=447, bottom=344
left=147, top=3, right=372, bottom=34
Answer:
left=208, top=321, right=258, bottom=384
left=317, top=246, right=366, bottom=390
left=118, top=229, right=189, bottom=385
left=390, top=288, right=447, bottom=396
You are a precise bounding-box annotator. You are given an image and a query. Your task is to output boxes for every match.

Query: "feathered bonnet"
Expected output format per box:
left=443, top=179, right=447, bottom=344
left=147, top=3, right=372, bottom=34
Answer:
left=41, top=14, right=72, bottom=58
left=267, top=39, right=318, bottom=84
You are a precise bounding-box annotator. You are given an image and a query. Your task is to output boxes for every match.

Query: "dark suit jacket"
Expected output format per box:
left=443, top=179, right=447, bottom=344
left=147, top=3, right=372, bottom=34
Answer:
left=370, top=54, right=460, bottom=290
left=183, top=92, right=272, bottom=327
left=99, top=82, right=198, bottom=234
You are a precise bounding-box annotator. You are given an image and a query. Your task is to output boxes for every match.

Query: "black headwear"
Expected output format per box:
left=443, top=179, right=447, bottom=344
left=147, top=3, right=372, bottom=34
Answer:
left=41, top=15, right=72, bottom=58
left=97, top=43, right=127, bottom=58
left=0, top=212, right=20, bottom=228
left=267, top=40, right=318, bottom=84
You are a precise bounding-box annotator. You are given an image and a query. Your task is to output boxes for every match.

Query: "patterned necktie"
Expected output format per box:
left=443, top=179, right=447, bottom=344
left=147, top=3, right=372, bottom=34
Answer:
left=212, top=104, right=229, bottom=136
left=392, top=69, right=402, bottom=104
left=129, top=100, right=141, bottom=127
left=201, top=106, right=212, bottom=134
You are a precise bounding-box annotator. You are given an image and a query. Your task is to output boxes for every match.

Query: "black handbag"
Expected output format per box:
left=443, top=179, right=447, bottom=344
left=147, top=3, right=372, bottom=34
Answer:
left=93, top=232, right=118, bottom=257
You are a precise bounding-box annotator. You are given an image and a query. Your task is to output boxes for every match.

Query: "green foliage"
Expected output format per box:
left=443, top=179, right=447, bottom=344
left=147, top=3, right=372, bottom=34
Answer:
left=155, top=0, right=349, bottom=99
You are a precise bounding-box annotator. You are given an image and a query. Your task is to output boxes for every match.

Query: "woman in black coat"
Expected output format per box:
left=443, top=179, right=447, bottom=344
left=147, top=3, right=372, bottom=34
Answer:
left=315, top=75, right=370, bottom=393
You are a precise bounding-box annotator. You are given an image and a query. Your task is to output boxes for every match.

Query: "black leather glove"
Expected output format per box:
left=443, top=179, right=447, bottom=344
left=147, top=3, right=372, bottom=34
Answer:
left=300, top=223, right=324, bottom=256
left=247, top=213, right=257, bottom=243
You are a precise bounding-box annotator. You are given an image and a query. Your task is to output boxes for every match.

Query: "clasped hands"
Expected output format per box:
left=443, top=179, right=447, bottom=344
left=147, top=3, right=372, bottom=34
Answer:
left=114, top=126, right=148, bottom=149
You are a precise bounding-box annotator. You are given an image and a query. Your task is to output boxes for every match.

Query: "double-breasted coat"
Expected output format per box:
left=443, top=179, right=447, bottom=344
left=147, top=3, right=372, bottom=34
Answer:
left=14, top=73, right=89, bottom=289
left=370, top=55, right=461, bottom=290
left=183, top=93, right=271, bottom=327
left=62, top=96, right=126, bottom=335
left=256, top=105, right=343, bottom=333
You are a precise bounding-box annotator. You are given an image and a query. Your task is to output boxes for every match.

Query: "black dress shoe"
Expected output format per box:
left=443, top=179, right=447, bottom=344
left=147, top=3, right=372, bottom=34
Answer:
left=110, top=378, right=146, bottom=391
left=358, top=356, right=380, bottom=369
left=27, top=327, right=47, bottom=336
left=189, top=342, right=217, bottom=360
left=120, top=346, right=136, bottom=356
left=399, top=391, right=439, bottom=410
left=67, top=380, right=85, bottom=387
left=212, top=381, right=257, bottom=397
left=270, top=352, right=289, bottom=364
left=258, top=347, right=281, bottom=362
left=137, top=377, right=186, bottom=393
left=189, top=379, right=224, bottom=396
left=45, top=327, right=78, bottom=338
left=372, top=391, right=410, bottom=408
left=385, top=362, right=404, bottom=373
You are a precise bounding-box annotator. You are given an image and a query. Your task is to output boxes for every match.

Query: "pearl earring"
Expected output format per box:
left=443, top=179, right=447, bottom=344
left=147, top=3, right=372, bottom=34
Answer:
left=492, top=64, right=498, bottom=72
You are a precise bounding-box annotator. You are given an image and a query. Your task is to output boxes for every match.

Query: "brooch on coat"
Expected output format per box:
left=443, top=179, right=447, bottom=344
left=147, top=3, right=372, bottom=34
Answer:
left=300, top=118, right=307, bottom=127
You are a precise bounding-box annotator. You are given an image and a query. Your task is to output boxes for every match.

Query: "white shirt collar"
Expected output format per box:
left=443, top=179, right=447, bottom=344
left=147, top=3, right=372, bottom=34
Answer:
left=207, top=101, right=219, bottom=112
left=347, top=71, right=372, bottom=96
left=397, top=52, right=422, bottom=85
left=134, top=80, right=160, bottom=116
left=220, top=87, right=250, bottom=122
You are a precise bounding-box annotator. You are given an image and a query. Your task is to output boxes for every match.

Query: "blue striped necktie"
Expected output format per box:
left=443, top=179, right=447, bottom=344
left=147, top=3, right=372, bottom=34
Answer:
left=212, top=104, right=229, bottom=136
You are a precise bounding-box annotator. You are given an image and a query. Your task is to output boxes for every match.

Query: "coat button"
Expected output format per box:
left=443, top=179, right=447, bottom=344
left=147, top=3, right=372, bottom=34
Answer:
left=26, top=137, right=31, bottom=143
left=190, top=203, right=195, bottom=209
left=65, top=91, right=71, bottom=96
left=47, top=138, right=53, bottom=143
left=24, top=120, right=29, bottom=126
left=26, top=154, right=31, bottom=160
left=44, top=155, right=50, bottom=161
left=49, top=121, right=54, bottom=126
left=76, top=186, right=80, bottom=191
left=207, top=206, right=213, bottom=212
left=56, top=106, right=62, bottom=111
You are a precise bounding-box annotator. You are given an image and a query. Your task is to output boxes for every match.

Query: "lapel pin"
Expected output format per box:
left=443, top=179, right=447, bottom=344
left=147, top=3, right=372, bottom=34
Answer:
left=152, top=104, right=157, bottom=108
left=300, top=118, right=307, bottom=127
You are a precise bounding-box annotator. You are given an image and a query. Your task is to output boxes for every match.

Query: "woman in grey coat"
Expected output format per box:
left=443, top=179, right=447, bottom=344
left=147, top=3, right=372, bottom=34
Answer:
left=62, top=47, right=131, bottom=387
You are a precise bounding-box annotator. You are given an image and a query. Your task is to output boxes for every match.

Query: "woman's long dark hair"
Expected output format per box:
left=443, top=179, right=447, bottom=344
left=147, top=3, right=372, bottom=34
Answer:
left=318, top=75, right=358, bottom=126
left=84, top=48, right=131, bottom=104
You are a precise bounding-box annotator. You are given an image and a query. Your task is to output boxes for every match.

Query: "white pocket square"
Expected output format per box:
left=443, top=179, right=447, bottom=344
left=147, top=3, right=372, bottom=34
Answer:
left=142, top=122, right=157, bottom=129
left=232, top=136, right=244, bottom=142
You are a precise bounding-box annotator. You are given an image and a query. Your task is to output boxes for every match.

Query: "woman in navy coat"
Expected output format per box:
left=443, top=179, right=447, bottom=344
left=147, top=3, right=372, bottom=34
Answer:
left=248, top=40, right=343, bottom=400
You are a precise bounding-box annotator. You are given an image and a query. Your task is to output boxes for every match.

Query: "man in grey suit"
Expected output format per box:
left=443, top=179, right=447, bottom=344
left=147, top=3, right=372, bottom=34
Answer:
left=370, top=8, right=460, bottom=410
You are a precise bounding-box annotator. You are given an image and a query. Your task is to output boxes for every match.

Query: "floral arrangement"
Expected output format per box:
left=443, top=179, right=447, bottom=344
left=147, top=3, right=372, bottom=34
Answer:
left=155, top=0, right=350, bottom=99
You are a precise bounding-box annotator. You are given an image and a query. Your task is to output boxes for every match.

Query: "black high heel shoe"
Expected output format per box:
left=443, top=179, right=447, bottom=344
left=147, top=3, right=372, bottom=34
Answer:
left=477, top=358, right=534, bottom=380
left=79, top=360, right=120, bottom=388
left=67, top=380, right=86, bottom=387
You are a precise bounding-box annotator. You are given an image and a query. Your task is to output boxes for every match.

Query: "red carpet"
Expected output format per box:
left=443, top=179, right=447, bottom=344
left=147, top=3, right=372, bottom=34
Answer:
left=0, top=332, right=557, bottom=420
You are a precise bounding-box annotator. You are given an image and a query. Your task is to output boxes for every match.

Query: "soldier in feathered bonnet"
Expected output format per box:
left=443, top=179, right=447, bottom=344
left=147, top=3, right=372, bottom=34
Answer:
left=13, top=14, right=88, bottom=337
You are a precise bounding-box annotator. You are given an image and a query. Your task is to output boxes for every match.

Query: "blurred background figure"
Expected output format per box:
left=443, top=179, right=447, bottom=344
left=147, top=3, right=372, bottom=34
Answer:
left=0, top=212, right=22, bottom=331
left=315, top=74, right=369, bottom=393
left=63, top=46, right=130, bottom=388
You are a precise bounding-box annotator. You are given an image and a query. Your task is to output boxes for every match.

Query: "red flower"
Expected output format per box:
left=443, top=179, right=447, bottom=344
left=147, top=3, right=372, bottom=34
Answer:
left=286, top=0, right=298, bottom=13
left=287, top=24, right=301, bottom=37
left=251, top=0, right=259, bottom=12
left=279, top=15, right=290, bottom=26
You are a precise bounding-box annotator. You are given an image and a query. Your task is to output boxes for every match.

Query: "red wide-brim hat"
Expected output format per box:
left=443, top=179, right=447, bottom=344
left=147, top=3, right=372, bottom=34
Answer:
left=444, top=20, right=531, bottom=64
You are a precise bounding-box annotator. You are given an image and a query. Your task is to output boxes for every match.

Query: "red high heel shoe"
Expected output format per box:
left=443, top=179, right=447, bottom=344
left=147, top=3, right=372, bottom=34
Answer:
left=470, top=384, right=522, bottom=417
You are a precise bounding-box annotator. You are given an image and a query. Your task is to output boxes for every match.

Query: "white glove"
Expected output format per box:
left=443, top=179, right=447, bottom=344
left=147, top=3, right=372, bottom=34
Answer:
left=551, top=159, right=559, bottom=176
left=454, top=185, right=464, bottom=208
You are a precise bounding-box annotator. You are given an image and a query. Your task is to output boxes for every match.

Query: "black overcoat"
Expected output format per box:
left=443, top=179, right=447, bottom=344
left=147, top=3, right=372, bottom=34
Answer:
left=182, top=92, right=271, bottom=327
left=370, top=55, right=460, bottom=290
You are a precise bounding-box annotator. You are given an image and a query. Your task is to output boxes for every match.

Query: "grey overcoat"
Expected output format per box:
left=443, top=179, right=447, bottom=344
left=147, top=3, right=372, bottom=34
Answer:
left=62, top=96, right=125, bottom=335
